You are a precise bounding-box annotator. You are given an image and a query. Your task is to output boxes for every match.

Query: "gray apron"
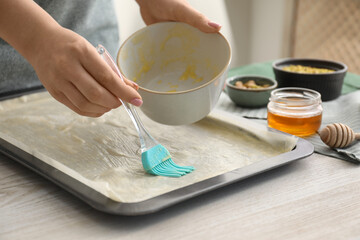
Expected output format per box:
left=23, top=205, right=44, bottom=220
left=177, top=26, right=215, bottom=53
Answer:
left=0, top=0, right=119, bottom=97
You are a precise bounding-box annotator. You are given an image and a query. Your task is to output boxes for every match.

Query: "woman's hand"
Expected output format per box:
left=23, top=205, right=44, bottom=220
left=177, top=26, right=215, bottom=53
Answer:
left=0, top=0, right=142, bottom=118
left=32, top=27, right=142, bottom=117
left=136, top=0, right=222, bottom=33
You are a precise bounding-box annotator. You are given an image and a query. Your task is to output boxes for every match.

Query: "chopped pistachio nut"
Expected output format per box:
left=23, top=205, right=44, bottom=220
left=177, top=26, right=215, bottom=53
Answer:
left=234, top=80, right=270, bottom=89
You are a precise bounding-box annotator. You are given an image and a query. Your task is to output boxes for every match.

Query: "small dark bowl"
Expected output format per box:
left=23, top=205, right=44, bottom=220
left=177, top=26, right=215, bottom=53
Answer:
left=226, top=75, right=277, bottom=108
left=272, top=58, right=347, bottom=101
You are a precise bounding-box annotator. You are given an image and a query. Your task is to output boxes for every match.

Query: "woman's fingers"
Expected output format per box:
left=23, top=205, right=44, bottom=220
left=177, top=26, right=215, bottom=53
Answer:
left=61, top=81, right=112, bottom=113
left=137, top=0, right=222, bottom=33
left=50, top=89, right=109, bottom=117
left=173, top=2, right=222, bottom=33
left=82, top=47, right=143, bottom=106
left=70, top=62, right=122, bottom=109
left=124, top=78, right=139, bottom=90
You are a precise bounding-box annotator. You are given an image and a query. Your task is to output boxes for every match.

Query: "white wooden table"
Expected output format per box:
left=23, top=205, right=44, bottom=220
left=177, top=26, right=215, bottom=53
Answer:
left=1, top=151, right=360, bottom=240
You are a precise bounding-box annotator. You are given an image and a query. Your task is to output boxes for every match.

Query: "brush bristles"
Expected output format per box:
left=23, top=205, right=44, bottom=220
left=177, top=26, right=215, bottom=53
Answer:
left=141, top=144, right=195, bottom=177
left=148, top=158, right=195, bottom=177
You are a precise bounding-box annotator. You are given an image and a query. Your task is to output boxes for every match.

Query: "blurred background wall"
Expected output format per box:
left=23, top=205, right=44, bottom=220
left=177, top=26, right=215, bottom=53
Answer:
left=115, top=0, right=360, bottom=73
left=114, top=0, right=292, bottom=68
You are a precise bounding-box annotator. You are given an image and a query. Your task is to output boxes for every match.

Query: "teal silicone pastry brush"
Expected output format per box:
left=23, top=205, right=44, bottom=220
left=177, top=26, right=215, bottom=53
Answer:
left=96, top=44, right=194, bottom=177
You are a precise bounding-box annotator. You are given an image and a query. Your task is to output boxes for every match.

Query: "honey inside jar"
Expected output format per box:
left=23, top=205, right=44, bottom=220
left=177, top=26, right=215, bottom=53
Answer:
left=267, top=88, right=323, bottom=137
left=268, top=111, right=322, bottom=137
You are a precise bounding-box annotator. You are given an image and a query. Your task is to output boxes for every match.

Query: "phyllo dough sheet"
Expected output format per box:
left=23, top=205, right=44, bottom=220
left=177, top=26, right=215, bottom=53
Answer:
left=0, top=92, right=297, bottom=203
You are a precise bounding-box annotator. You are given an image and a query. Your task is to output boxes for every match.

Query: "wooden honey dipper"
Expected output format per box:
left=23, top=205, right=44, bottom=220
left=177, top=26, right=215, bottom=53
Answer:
left=319, top=123, right=360, bottom=148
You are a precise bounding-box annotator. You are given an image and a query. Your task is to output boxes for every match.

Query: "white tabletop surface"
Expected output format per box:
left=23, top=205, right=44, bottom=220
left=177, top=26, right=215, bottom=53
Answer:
left=1, top=149, right=360, bottom=240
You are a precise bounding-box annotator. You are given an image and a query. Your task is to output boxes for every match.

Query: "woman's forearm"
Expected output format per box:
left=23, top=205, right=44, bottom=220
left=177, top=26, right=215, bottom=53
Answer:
left=0, top=0, right=142, bottom=117
left=0, top=0, right=61, bottom=63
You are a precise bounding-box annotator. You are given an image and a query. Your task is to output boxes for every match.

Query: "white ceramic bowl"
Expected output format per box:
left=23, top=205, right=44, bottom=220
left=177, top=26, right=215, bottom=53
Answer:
left=117, top=22, right=231, bottom=125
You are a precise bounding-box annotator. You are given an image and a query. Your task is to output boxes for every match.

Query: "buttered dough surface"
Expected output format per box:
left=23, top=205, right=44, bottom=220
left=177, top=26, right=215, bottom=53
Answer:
left=0, top=92, right=296, bottom=203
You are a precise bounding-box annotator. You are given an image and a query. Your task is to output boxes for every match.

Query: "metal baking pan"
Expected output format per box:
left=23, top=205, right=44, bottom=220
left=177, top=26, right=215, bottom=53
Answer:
left=0, top=89, right=314, bottom=216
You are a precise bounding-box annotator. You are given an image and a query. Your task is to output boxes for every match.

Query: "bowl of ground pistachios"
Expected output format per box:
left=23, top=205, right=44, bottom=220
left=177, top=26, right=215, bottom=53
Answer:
left=273, top=58, right=347, bottom=101
left=225, top=75, right=277, bottom=108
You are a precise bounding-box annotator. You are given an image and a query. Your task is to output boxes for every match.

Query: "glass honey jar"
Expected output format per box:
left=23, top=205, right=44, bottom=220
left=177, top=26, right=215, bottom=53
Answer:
left=267, top=87, right=323, bottom=137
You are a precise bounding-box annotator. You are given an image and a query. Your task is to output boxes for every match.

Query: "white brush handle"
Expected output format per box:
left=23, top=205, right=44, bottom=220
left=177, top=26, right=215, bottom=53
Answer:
left=96, top=44, right=158, bottom=152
